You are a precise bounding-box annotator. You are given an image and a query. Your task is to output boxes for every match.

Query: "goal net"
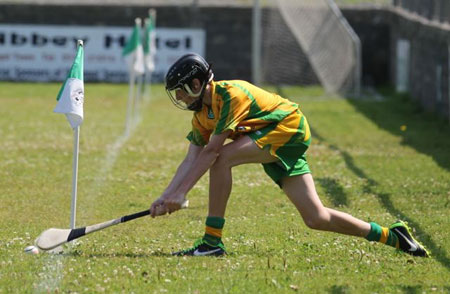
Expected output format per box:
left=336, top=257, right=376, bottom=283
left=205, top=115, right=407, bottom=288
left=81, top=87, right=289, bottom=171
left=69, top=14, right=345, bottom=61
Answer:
left=259, top=0, right=361, bottom=95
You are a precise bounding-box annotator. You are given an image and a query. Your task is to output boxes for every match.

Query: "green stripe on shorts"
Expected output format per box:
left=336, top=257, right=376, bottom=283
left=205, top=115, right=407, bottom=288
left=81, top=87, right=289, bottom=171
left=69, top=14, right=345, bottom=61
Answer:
left=262, top=153, right=311, bottom=188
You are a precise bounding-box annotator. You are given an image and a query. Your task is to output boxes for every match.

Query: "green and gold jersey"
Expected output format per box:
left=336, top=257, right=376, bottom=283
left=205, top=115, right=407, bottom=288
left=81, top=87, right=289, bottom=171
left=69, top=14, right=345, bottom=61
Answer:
left=187, top=80, right=309, bottom=146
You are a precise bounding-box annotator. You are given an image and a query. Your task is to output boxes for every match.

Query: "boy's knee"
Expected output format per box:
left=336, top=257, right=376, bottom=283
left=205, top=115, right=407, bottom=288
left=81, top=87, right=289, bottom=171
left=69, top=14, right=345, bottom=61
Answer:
left=303, top=218, right=323, bottom=230
left=213, top=149, right=234, bottom=168
left=302, top=212, right=330, bottom=231
left=211, top=153, right=231, bottom=170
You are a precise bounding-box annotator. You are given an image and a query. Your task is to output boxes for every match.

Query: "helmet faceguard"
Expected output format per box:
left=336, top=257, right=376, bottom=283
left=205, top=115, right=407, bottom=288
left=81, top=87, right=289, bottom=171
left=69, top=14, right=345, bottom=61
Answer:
left=165, top=53, right=214, bottom=111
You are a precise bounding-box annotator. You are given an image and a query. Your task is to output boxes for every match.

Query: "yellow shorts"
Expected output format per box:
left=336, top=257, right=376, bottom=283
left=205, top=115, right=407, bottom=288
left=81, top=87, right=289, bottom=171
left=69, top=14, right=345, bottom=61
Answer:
left=248, top=109, right=311, bottom=187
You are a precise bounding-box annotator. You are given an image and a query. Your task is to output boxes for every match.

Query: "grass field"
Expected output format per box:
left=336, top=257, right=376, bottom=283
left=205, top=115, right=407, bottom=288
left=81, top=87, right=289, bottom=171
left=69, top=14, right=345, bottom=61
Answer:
left=0, top=82, right=449, bottom=293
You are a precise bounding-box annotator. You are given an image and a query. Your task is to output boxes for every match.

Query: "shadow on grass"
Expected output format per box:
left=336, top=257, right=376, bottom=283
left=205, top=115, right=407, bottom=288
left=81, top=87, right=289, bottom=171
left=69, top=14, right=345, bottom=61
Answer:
left=56, top=250, right=173, bottom=258
left=347, top=90, right=450, bottom=172
left=312, top=127, right=449, bottom=270
left=329, top=285, right=446, bottom=293
left=316, top=177, right=348, bottom=207
left=329, top=285, right=350, bottom=294
left=401, top=285, right=422, bottom=294
left=86, top=252, right=173, bottom=258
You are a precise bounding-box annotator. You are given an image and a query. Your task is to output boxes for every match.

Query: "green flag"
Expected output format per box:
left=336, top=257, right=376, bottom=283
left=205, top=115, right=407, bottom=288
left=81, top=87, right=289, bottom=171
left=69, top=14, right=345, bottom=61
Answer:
left=123, top=19, right=145, bottom=75
left=143, top=15, right=156, bottom=72
left=54, top=41, right=84, bottom=129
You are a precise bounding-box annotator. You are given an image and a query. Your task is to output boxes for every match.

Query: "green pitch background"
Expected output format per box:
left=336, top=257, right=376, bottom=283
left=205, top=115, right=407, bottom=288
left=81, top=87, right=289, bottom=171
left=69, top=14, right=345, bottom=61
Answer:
left=0, top=83, right=448, bottom=293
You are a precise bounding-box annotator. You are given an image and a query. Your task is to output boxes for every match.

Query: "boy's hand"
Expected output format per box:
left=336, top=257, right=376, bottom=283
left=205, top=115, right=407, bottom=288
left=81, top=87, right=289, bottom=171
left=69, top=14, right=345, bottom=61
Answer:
left=150, top=193, right=186, bottom=218
left=150, top=197, right=167, bottom=218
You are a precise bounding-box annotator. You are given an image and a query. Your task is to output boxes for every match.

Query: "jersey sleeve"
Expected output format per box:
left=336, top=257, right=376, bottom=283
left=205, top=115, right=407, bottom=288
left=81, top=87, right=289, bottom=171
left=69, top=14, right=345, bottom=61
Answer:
left=186, top=115, right=212, bottom=146
left=214, top=85, right=251, bottom=135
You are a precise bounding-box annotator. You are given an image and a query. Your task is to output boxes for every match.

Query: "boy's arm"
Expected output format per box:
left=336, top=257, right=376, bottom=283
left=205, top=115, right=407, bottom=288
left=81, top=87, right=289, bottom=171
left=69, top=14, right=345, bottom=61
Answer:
left=150, top=131, right=231, bottom=217
left=150, top=143, right=203, bottom=216
left=162, top=143, right=203, bottom=196
left=176, top=130, right=231, bottom=195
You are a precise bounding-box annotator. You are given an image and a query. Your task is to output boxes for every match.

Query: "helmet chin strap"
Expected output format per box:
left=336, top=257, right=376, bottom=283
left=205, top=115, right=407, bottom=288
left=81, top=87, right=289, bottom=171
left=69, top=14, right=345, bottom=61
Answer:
left=183, top=83, right=202, bottom=98
left=182, top=81, right=204, bottom=111
left=187, top=83, right=206, bottom=111
left=186, top=68, right=213, bottom=112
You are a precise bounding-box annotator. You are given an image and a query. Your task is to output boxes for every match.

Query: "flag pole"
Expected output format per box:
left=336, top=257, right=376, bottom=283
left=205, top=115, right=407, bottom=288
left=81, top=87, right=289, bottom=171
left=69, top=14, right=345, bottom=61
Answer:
left=70, top=125, right=80, bottom=229
left=135, top=73, right=143, bottom=125
left=69, top=39, right=83, bottom=230
left=144, top=9, right=157, bottom=102
left=142, top=17, right=149, bottom=102
left=124, top=17, right=143, bottom=135
left=135, top=16, right=145, bottom=114
left=125, top=70, right=135, bottom=135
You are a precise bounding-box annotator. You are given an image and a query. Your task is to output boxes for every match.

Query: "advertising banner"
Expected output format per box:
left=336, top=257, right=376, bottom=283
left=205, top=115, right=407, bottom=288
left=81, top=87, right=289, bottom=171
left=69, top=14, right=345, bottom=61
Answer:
left=0, top=24, right=205, bottom=82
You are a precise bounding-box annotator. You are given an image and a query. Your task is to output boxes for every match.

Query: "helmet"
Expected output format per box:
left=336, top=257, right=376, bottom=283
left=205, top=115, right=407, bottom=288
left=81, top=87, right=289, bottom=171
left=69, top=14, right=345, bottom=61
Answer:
left=165, top=53, right=214, bottom=111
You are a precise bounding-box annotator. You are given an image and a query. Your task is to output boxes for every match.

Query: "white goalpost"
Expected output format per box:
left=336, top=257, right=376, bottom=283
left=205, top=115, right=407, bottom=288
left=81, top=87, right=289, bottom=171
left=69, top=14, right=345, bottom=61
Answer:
left=254, top=0, right=361, bottom=96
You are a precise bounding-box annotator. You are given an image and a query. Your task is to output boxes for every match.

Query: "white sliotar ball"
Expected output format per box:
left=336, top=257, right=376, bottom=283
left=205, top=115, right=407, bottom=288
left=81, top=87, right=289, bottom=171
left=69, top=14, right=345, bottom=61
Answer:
left=24, top=245, right=39, bottom=255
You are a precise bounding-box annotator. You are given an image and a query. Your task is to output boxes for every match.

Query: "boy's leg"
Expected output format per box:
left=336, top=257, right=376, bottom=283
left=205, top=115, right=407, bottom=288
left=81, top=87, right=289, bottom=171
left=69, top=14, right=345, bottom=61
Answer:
left=208, top=135, right=278, bottom=218
left=281, top=173, right=371, bottom=237
left=281, top=173, right=429, bottom=257
left=173, top=136, right=278, bottom=256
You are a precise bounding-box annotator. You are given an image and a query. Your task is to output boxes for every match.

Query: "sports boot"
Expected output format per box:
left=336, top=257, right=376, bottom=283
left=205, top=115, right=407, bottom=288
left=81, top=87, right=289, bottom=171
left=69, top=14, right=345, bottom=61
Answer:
left=390, top=221, right=429, bottom=257
left=172, top=238, right=226, bottom=256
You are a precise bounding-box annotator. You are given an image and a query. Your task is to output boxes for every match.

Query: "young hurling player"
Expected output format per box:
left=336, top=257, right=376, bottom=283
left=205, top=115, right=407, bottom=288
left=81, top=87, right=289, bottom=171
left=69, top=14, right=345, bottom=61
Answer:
left=149, top=53, right=429, bottom=257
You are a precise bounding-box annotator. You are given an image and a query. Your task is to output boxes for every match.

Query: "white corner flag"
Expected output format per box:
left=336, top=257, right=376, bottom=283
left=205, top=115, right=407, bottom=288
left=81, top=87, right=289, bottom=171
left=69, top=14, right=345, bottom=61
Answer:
left=54, top=41, right=84, bottom=129
left=144, top=13, right=157, bottom=73
left=54, top=40, right=84, bottom=230
left=123, top=18, right=145, bottom=134
left=123, top=19, right=145, bottom=76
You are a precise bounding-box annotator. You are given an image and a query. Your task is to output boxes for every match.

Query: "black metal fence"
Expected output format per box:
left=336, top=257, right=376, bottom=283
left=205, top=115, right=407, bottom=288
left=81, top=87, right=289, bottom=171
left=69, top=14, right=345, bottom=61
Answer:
left=393, top=0, right=450, bottom=23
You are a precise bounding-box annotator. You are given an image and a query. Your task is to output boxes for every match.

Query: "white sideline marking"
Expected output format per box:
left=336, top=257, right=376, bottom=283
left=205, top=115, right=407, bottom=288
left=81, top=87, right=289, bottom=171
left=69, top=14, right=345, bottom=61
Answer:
left=80, top=114, right=141, bottom=217
left=35, top=108, right=143, bottom=292
left=35, top=255, right=64, bottom=293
